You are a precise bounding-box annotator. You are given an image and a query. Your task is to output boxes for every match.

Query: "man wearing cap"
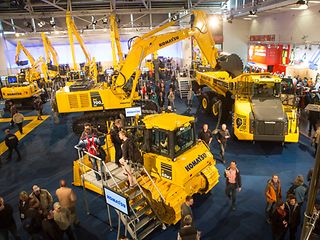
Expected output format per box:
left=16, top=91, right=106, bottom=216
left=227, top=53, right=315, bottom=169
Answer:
left=29, top=185, right=53, bottom=216
left=53, top=202, right=75, bottom=240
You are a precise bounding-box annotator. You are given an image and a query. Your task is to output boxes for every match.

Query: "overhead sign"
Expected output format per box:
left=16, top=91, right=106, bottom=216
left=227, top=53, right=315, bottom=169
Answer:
left=104, top=187, right=129, bottom=215
left=125, top=106, right=142, bottom=117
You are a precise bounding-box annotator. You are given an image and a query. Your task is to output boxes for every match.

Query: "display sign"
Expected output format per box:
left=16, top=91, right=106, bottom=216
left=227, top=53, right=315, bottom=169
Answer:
left=90, top=92, right=103, bottom=107
left=104, top=186, right=130, bottom=215
left=7, top=76, right=17, bottom=84
left=125, top=106, right=142, bottom=117
left=249, top=34, right=275, bottom=42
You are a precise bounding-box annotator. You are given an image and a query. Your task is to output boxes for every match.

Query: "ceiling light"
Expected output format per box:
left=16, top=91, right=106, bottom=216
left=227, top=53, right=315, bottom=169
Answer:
left=243, top=17, right=252, bottom=20
left=15, top=32, right=20, bottom=37
left=248, top=14, right=258, bottom=17
left=208, top=16, right=220, bottom=29
left=291, top=0, right=309, bottom=9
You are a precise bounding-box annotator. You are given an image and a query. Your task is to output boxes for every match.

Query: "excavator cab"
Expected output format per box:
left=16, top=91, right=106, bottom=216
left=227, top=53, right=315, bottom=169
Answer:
left=16, top=60, right=29, bottom=66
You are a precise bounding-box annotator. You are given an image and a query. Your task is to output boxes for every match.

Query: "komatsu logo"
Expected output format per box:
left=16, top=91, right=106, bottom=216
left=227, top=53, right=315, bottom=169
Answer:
left=185, top=153, right=207, bottom=172
left=159, top=36, right=179, bottom=47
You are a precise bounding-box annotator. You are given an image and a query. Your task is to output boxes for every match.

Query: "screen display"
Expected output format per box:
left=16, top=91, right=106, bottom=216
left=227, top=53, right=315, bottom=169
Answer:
left=106, top=69, right=114, bottom=74
left=8, top=76, right=17, bottom=83
left=104, top=187, right=129, bottom=215
left=125, top=107, right=142, bottom=117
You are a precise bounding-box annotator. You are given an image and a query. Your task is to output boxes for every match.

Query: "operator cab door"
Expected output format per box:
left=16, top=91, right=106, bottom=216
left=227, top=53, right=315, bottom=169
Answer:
left=149, top=129, right=174, bottom=159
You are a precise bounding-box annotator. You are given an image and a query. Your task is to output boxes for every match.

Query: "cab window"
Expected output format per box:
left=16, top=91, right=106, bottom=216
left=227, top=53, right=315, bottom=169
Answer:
left=151, top=129, right=169, bottom=155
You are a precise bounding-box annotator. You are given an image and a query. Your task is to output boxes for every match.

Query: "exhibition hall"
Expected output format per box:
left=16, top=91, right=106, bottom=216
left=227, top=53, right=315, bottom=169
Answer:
left=0, top=0, right=320, bottom=239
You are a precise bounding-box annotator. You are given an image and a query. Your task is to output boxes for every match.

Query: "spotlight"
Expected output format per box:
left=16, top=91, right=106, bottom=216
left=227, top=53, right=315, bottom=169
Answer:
left=91, top=16, right=97, bottom=26
left=37, top=21, right=45, bottom=27
left=249, top=9, right=257, bottom=15
left=50, top=18, right=56, bottom=27
left=102, top=17, right=108, bottom=24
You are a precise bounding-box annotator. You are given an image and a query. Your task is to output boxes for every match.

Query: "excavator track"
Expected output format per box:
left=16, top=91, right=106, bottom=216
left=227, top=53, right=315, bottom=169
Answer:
left=72, top=99, right=159, bottom=134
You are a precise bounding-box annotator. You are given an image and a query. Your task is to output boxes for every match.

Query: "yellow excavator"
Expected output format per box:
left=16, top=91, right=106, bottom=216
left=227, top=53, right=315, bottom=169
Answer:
left=1, top=41, right=47, bottom=110
left=55, top=10, right=220, bottom=134
left=41, top=32, right=61, bottom=82
left=66, top=9, right=97, bottom=83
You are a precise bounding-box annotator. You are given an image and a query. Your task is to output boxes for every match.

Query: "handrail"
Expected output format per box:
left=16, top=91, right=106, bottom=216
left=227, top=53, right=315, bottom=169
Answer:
left=74, top=145, right=138, bottom=220
left=131, top=162, right=166, bottom=203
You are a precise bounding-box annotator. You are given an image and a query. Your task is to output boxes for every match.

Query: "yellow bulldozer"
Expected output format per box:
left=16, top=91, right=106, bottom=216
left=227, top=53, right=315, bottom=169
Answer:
left=73, top=112, right=219, bottom=239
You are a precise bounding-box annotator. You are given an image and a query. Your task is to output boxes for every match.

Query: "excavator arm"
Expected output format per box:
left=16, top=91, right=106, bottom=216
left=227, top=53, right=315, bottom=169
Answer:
left=66, top=11, right=91, bottom=70
left=114, top=10, right=218, bottom=98
left=41, top=33, right=59, bottom=66
left=15, top=41, right=36, bottom=66
left=110, top=14, right=124, bottom=70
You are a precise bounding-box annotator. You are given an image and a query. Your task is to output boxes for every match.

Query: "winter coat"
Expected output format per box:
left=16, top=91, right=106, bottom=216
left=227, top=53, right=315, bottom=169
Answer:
left=271, top=207, right=287, bottom=236
left=224, top=167, right=242, bottom=188
left=285, top=202, right=300, bottom=228
left=265, top=179, right=282, bottom=203
left=29, top=189, right=53, bottom=214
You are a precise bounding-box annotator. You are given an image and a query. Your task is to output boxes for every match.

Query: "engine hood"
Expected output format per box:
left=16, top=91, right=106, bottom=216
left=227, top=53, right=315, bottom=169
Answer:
left=251, top=98, right=286, bottom=121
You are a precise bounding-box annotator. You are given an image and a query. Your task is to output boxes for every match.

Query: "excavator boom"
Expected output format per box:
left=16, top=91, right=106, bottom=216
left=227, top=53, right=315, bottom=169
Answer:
left=114, top=10, right=218, bottom=99
left=15, top=41, right=36, bottom=66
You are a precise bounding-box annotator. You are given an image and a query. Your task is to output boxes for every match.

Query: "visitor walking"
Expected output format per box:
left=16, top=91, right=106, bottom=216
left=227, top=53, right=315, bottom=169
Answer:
left=224, top=160, right=242, bottom=211
left=0, top=197, right=21, bottom=240
left=180, top=196, right=194, bottom=227
left=12, top=111, right=24, bottom=134
left=285, top=195, right=300, bottom=240
left=265, top=175, right=282, bottom=224
left=216, top=124, right=230, bottom=164
left=4, top=129, right=21, bottom=161
left=198, top=124, right=212, bottom=146
left=271, top=201, right=288, bottom=240
left=29, top=185, right=53, bottom=216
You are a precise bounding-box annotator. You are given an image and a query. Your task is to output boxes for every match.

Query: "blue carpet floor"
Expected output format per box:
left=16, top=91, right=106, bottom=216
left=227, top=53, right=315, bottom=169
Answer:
left=0, top=96, right=316, bottom=240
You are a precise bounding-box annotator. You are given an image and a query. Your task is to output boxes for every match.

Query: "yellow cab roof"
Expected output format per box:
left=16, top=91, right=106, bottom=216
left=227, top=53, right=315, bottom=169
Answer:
left=142, top=113, right=194, bottom=131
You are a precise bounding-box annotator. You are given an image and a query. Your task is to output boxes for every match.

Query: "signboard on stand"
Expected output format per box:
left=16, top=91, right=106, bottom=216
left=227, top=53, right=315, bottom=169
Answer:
left=104, top=186, right=130, bottom=215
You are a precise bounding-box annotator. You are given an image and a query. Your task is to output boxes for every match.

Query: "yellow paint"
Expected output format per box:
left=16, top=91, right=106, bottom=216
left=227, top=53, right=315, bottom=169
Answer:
left=0, top=115, right=49, bottom=155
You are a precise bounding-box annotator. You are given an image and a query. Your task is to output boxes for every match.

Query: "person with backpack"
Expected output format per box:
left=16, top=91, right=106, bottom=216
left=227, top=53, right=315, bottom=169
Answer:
left=287, top=175, right=308, bottom=207
left=78, top=123, right=103, bottom=180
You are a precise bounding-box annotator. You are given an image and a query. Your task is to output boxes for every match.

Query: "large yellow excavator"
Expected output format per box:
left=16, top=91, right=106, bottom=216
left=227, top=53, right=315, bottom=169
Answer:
left=55, top=10, right=219, bottom=133
left=41, top=32, right=60, bottom=82
left=1, top=41, right=47, bottom=110
left=66, top=10, right=97, bottom=82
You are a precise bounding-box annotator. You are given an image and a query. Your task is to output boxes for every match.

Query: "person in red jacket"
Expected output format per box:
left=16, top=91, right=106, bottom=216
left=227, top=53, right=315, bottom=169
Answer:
left=265, top=175, right=282, bottom=224
left=271, top=201, right=288, bottom=240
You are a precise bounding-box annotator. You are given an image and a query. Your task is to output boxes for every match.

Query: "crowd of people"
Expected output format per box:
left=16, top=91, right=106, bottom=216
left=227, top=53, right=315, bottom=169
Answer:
left=0, top=180, right=78, bottom=240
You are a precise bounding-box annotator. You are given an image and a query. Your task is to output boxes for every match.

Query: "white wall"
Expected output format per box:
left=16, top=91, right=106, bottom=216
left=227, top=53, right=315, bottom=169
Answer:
left=223, top=19, right=250, bottom=63
left=249, top=6, right=320, bottom=43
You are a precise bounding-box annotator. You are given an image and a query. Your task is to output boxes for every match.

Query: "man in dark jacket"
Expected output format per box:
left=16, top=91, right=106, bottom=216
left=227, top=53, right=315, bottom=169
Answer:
left=217, top=123, right=230, bottom=164
left=4, top=129, right=21, bottom=161
left=110, top=119, right=123, bottom=166
left=178, top=215, right=200, bottom=240
left=224, top=160, right=242, bottom=211
left=0, top=197, right=21, bottom=240
left=42, top=210, right=63, bottom=240
left=180, top=196, right=194, bottom=227
left=198, top=124, right=212, bottom=146
left=285, top=195, right=300, bottom=240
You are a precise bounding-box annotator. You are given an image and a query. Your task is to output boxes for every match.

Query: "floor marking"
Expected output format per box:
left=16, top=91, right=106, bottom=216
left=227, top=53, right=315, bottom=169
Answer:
left=0, top=115, right=50, bottom=156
